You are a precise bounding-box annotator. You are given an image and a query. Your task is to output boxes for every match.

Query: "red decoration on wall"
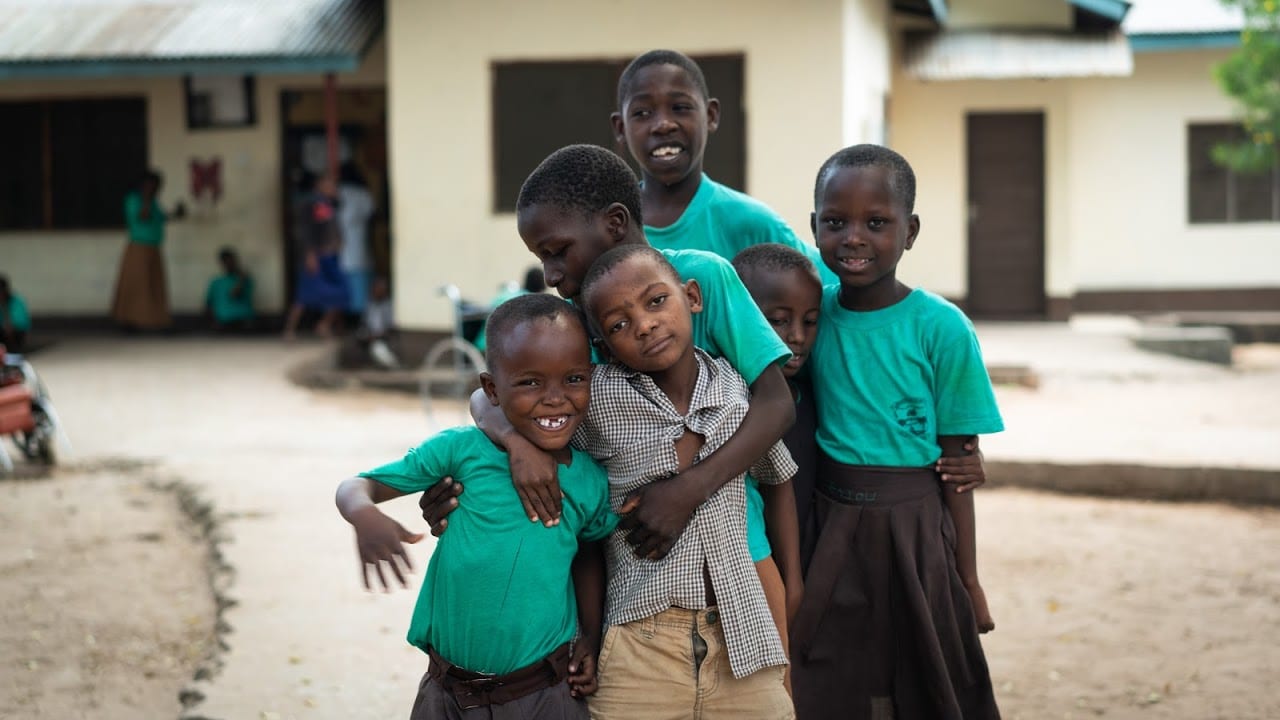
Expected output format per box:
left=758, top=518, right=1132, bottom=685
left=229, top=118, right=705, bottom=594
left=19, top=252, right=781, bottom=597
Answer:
left=190, top=157, right=223, bottom=203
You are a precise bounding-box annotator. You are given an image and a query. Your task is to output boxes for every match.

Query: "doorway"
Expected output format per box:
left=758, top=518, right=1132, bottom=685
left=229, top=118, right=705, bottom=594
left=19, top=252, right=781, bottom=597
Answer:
left=965, top=112, right=1046, bottom=318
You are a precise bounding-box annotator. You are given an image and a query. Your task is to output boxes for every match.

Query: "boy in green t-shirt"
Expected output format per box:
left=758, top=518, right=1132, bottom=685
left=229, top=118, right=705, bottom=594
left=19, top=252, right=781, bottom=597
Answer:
left=336, top=293, right=615, bottom=718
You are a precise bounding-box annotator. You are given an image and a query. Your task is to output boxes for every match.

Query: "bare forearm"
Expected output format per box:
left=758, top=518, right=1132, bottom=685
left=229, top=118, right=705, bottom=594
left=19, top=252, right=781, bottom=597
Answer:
left=683, top=364, right=795, bottom=501
left=336, top=476, right=404, bottom=522
left=938, top=435, right=980, bottom=584
left=760, top=482, right=802, bottom=589
left=571, top=542, right=606, bottom=650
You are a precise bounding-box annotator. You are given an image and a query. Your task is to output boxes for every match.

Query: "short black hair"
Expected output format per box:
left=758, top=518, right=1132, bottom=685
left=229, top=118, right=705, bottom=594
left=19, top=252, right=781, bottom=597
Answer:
left=483, top=292, right=586, bottom=366
left=579, top=244, right=681, bottom=323
left=516, top=144, right=643, bottom=225
left=523, top=266, right=546, bottom=294
left=140, top=169, right=163, bottom=189
left=814, top=144, right=917, bottom=213
left=732, top=243, right=822, bottom=286
left=617, top=50, right=710, bottom=108
left=217, top=246, right=238, bottom=263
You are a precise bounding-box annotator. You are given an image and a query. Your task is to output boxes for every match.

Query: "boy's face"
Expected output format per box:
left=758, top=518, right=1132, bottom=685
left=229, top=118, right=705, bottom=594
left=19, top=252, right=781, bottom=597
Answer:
left=518, top=203, right=620, bottom=301
left=742, top=266, right=822, bottom=378
left=812, top=165, right=919, bottom=294
left=586, top=255, right=702, bottom=375
left=611, top=63, right=720, bottom=189
left=480, top=316, right=593, bottom=453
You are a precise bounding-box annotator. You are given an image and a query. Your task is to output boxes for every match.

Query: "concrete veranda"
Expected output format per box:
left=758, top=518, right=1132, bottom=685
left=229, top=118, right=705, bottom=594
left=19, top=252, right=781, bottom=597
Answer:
left=6, top=322, right=1280, bottom=719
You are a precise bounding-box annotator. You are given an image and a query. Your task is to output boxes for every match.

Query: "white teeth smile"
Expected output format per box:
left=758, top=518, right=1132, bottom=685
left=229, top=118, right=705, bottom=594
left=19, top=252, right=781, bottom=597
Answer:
left=536, top=416, right=568, bottom=430
left=840, top=258, right=872, bottom=270
left=651, top=146, right=683, bottom=158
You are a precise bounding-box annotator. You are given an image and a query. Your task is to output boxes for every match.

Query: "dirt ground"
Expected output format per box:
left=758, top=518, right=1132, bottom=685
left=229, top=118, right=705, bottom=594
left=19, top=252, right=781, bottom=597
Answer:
left=0, top=462, right=216, bottom=719
left=2, top=336, right=1278, bottom=719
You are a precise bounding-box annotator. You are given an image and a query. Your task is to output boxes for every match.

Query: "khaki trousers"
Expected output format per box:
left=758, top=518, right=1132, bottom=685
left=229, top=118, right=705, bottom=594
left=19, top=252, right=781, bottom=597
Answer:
left=588, top=606, right=794, bottom=720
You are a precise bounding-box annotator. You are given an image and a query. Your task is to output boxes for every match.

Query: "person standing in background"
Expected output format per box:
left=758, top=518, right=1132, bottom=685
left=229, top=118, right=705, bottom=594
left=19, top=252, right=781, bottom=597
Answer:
left=111, top=170, right=184, bottom=331
left=0, top=275, right=30, bottom=352
left=337, top=163, right=375, bottom=317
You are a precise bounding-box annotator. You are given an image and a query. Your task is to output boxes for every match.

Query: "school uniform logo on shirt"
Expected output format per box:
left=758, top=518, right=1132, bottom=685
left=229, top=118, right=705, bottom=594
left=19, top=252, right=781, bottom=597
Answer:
left=892, top=398, right=929, bottom=437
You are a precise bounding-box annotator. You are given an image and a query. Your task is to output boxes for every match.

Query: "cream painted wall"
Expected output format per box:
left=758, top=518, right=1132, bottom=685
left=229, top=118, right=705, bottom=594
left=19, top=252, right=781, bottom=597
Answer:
left=0, top=37, right=385, bottom=317
left=843, top=0, right=892, bottom=146
left=948, top=0, right=1072, bottom=30
left=889, top=47, right=1278, bottom=300
left=388, top=0, right=846, bottom=330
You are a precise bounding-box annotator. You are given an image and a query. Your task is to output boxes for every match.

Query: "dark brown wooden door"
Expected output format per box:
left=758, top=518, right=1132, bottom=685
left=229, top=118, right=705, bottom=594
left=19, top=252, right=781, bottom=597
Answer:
left=966, top=112, right=1045, bottom=318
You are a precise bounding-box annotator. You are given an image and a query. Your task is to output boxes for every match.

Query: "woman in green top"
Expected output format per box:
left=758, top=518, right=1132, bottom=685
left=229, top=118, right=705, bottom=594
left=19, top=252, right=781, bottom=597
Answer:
left=111, top=170, right=184, bottom=330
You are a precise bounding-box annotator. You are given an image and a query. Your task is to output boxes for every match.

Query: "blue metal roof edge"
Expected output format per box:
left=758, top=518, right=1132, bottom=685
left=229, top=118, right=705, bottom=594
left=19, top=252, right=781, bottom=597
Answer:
left=0, top=55, right=363, bottom=79
left=1069, top=0, right=1131, bottom=22
left=928, top=0, right=949, bottom=24
left=1129, top=31, right=1241, bottom=52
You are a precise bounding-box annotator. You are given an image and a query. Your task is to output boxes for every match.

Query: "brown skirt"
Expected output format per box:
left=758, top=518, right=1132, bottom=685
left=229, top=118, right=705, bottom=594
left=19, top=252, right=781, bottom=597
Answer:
left=789, top=456, right=999, bottom=720
left=111, top=242, right=171, bottom=329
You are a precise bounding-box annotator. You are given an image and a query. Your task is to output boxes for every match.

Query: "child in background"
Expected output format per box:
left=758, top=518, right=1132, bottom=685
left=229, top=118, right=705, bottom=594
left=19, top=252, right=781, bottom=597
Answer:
left=575, top=244, right=796, bottom=719
left=0, top=275, right=31, bottom=352
left=204, top=247, right=255, bottom=332
left=359, top=275, right=400, bottom=369
left=336, top=293, right=613, bottom=718
left=790, top=144, right=1001, bottom=719
left=611, top=50, right=833, bottom=283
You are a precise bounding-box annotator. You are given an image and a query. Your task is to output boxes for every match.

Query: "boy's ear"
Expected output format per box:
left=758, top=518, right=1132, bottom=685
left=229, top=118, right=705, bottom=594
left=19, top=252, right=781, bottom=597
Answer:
left=479, top=372, right=501, bottom=406
left=809, top=211, right=818, bottom=241
left=705, top=97, right=720, bottom=134
left=610, top=111, right=626, bottom=146
left=905, top=214, right=920, bottom=251
left=684, top=279, right=704, bottom=314
left=603, top=202, right=631, bottom=244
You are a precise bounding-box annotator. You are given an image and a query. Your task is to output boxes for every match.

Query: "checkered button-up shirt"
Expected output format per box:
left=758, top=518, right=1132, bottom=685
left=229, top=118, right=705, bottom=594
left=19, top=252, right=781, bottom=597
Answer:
left=573, top=349, right=797, bottom=678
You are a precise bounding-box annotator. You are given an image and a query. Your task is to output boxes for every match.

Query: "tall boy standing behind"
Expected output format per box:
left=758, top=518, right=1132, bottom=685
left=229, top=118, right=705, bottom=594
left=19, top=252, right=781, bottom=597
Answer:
left=611, top=49, right=833, bottom=285
left=575, top=244, right=797, bottom=719
left=336, top=294, right=613, bottom=719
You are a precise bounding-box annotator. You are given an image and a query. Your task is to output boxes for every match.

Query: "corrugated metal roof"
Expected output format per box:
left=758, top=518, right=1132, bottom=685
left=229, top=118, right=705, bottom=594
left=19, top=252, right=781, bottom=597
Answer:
left=1122, top=0, right=1244, bottom=35
left=903, top=29, right=1133, bottom=81
left=0, top=0, right=382, bottom=77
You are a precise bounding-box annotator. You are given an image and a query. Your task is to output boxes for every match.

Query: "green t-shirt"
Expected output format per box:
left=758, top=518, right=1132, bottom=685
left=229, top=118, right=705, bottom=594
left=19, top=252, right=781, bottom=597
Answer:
left=124, top=192, right=166, bottom=247
left=2, top=293, right=30, bottom=332
left=662, top=248, right=790, bottom=386
left=645, top=175, right=837, bottom=284
left=811, top=287, right=1004, bottom=466
left=205, top=274, right=255, bottom=324
left=360, top=426, right=617, bottom=674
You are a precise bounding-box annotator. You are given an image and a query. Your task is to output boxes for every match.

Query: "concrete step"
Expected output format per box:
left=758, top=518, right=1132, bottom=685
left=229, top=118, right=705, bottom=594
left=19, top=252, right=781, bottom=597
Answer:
left=1132, top=325, right=1233, bottom=366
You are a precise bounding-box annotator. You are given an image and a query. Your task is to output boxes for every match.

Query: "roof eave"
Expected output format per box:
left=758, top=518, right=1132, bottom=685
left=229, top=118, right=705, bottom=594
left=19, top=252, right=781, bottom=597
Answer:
left=1069, top=0, right=1131, bottom=23
left=1128, top=31, right=1241, bottom=52
left=0, top=55, right=364, bottom=80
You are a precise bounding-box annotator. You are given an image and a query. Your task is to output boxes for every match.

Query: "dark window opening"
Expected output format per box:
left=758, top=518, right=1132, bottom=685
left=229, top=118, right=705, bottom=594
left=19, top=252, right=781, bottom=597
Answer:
left=0, top=97, right=147, bottom=230
left=1188, top=123, right=1280, bottom=224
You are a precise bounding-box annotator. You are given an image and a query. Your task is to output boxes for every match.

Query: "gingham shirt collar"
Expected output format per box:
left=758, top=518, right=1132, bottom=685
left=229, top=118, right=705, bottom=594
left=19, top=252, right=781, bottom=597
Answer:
left=576, top=349, right=794, bottom=678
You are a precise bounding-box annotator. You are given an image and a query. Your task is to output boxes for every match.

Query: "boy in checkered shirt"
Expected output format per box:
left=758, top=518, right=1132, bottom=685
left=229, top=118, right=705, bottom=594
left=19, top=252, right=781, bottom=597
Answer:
left=571, top=243, right=797, bottom=719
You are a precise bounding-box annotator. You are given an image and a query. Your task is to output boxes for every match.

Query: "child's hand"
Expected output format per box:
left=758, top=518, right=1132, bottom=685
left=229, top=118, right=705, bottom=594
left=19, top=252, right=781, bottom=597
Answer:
left=567, top=642, right=599, bottom=698
left=350, top=506, right=424, bottom=591
left=937, top=438, right=985, bottom=493
left=616, top=476, right=702, bottom=560
left=963, top=577, right=995, bottom=633
left=418, top=477, right=463, bottom=536
left=784, top=577, right=805, bottom=628
left=509, top=439, right=562, bottom=527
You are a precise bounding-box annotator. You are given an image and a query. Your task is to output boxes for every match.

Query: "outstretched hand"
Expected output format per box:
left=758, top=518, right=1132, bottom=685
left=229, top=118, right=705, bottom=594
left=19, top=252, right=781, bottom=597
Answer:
left=418, top=477, right=463, bottom=536
left=350, top=506, right=424, bottom=591
left=616, top=475, right=703, bottom=561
